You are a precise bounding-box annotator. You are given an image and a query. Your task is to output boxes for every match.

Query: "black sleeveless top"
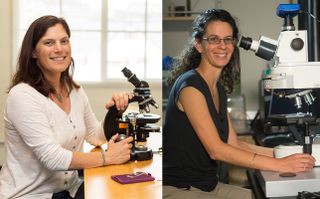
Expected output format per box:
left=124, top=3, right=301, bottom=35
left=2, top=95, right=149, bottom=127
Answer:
left=163, top=69, right=229, bottom=192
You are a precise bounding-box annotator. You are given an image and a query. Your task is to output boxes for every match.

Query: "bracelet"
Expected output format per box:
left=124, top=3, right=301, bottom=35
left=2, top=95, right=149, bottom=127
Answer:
left=100, top=147, right=107, bottom=166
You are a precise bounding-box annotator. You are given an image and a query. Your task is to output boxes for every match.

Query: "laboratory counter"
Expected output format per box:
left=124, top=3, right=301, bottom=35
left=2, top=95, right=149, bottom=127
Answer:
left=83, top=133, right=162, bottom=199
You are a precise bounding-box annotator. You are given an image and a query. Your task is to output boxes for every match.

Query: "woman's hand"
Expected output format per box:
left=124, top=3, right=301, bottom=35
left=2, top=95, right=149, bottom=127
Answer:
left=105, top=134, right=133, bottom=165
left=105, top=92, right=134, bottom=111
left=277, top=153, right=316, bottom=173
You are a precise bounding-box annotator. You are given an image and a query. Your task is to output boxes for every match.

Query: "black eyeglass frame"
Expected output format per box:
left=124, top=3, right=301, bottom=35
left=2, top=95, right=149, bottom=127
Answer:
left=202, top=36, right=236, bottom=45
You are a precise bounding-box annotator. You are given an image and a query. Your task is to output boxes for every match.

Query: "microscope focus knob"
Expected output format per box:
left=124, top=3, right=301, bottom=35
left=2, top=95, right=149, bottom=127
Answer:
left=290, top=38, right=304, bottom=51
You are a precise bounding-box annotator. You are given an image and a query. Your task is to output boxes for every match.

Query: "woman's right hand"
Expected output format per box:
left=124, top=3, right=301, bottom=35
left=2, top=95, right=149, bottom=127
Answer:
left=277, top=153, right=316, bottom=173
left=105, top=134, right=133, bottom=165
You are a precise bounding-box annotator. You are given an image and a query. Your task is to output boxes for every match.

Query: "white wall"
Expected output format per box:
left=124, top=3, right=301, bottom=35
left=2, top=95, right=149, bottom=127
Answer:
left=163, top=0, right=289, bottom=111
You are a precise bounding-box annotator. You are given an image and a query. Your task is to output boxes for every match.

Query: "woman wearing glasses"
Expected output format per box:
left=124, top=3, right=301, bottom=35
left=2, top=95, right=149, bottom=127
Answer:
left=163, top=9, right=315, bottom=199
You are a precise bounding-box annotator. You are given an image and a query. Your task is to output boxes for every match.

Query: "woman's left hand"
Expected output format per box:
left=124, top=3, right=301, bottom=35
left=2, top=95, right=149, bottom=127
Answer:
left=105, top=92, right=134, bottom=110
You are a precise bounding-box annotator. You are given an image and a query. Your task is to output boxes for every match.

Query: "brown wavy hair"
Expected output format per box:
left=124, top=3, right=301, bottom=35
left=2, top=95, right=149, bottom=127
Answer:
left=9, top=15, right=79, bottom=96
left=167, top=9, right=240, bottom=93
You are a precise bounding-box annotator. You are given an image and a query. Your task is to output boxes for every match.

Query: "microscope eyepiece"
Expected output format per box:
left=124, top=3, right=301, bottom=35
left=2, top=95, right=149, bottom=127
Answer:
left=239, top=36, right=253, bottom=50
left=238, top=35, right=277, bottom=61
left=122, top=67, right=141, bottom=87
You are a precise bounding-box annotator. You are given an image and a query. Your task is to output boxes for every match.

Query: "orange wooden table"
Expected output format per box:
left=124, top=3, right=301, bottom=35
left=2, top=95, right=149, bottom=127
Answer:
left=84, top=134, right=162, bottom=199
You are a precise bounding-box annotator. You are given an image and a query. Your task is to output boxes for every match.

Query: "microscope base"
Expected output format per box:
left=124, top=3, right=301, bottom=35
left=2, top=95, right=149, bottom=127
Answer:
left=257, top=168, right=320, bottom=198
left=131, top=149, right=153, bottom=161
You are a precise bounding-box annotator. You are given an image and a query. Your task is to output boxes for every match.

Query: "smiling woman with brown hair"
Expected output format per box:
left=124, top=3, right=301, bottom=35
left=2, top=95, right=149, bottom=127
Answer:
left=0, top=15, right=133, bottom=199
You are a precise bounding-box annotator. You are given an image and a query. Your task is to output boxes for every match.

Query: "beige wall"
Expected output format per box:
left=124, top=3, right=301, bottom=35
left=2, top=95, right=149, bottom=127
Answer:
left=0, top=0, right=12, bottom=164
left=0, top=0, right=12, bottom=143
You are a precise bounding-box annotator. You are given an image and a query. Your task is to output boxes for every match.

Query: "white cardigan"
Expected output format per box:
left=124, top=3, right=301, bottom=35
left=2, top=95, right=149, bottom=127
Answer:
left=0, top=83, right=106, bottom=199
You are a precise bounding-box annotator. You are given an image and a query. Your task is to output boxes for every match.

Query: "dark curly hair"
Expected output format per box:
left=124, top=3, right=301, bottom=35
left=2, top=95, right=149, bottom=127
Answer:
left=9, top=15, right=79, bottom=96
left=167, top=9, right=240, bottom=93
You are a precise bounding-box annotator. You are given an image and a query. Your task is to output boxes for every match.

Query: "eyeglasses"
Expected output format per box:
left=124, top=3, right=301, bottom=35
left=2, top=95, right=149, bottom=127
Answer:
left=202, top=36, right=235, bottom=45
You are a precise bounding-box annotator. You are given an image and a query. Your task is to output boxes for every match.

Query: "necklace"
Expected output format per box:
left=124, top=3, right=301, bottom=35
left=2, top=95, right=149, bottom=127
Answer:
left=54, top=93, right=63, bottom=103
left=55, top=93, right=62, bottom=103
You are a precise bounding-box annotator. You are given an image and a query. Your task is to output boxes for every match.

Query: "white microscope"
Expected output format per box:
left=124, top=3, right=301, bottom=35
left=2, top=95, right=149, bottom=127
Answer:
left=239, top=4, right=320, bottom=197
left=239, top=4, right=320, bottom=163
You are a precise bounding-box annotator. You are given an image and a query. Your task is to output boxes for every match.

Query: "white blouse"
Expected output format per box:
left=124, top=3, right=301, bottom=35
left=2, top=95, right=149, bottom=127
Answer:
left=0, top=83, right=107, bottom=199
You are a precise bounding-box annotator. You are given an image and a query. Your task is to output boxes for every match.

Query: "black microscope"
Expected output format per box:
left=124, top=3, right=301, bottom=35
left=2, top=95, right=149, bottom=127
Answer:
left=103, top=67, right=160, bottom=161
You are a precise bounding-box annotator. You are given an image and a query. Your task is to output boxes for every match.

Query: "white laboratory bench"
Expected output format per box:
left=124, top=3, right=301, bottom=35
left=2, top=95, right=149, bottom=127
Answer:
left=257, top=168, right=320, bottom=198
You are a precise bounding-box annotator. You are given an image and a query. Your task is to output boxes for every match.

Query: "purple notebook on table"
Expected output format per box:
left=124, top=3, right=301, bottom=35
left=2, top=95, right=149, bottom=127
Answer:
left=111, top=172, right=155, bottom=184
